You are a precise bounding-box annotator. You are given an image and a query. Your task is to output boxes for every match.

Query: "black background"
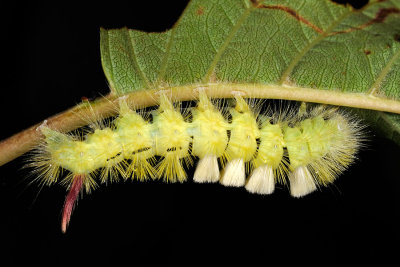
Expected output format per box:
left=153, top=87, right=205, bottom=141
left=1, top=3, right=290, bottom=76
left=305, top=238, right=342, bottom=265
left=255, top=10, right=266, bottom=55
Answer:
left=1, top=0, right=399, bottom=266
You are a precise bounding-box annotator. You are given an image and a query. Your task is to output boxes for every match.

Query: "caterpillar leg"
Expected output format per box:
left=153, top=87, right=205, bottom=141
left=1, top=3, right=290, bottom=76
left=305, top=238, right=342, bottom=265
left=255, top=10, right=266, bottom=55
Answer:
left=288, top=166, right=317, bottom=198
left=220, top=158, right=246, bottom=186
left=245, top=164, right=275, bottom=194
left=193, top=155, right=220, bottom=183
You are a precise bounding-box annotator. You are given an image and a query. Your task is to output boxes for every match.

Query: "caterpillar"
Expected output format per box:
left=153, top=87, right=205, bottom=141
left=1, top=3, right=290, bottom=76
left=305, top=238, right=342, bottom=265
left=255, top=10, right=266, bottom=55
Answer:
left=26, top=91, right=363, bottom=233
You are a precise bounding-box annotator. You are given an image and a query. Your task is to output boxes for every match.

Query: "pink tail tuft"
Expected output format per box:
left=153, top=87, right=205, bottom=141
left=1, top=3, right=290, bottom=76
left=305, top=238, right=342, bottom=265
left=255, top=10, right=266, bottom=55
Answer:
left=61, top=174, right=84, bottom=233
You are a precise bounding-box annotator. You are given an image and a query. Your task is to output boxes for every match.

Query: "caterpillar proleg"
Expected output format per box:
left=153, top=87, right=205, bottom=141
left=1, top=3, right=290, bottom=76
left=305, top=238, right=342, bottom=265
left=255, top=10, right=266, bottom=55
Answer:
left=28, top=92, right=363, bottom=232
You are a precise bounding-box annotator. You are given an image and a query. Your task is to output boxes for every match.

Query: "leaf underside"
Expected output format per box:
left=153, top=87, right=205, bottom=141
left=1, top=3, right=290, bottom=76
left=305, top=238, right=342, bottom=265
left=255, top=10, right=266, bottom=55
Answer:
left=100, top=0, right=400, bottom=144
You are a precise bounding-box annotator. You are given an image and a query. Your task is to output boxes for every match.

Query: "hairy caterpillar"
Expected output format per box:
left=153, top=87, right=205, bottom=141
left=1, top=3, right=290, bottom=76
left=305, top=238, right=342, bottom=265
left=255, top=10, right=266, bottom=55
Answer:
left=27, top=91, right=363, bottom=232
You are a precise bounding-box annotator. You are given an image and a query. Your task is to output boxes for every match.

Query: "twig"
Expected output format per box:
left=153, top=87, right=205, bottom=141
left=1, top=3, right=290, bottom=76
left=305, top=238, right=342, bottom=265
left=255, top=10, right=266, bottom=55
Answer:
left=1, top=83, right=400, bottom=166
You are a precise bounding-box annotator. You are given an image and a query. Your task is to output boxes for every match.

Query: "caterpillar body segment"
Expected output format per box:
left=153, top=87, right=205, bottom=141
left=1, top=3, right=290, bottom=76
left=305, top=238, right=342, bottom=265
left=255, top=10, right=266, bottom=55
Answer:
left=27, top=127, right=74, bottom=187
left=152, top=93, right=193, bottom=182
left=245, top=120, right=286, bottom=195
left=193, top=155, right=221, bottom=183
left=284, top=109, right=361, bottom=197
left=220, top=96, right=260, bottom=187
left=191, top=91, right=230, bottom=183
left=86, top=127, right=125, bottom=184
left=30, top=93, right=363, bottom=232
left=114, top=101, right=156, bottom=181
left=38, top=127, right=101, bottom=192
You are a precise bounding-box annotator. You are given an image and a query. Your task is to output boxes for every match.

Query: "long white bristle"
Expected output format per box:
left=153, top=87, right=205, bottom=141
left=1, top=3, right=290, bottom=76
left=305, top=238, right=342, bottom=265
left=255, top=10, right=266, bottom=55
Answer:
left=193, top=155, right=220, bottom=183
left=289, top=166, right=317, bottom=198
left=245, top=165, right=275, bottom=194
left=220, top=158, right=245, bottom=187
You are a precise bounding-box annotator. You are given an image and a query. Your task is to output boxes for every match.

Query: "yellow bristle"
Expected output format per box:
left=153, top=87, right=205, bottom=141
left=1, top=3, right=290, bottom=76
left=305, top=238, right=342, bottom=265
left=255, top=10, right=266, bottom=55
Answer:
left=156, top=153, right=187, bottom=183
left=125, top=155, right=156, bottom=181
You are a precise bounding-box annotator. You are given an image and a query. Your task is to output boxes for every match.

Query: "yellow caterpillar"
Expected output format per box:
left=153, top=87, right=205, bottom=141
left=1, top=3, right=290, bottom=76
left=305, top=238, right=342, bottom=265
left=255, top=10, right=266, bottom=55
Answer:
left=27, top=91, right=363, bottom=232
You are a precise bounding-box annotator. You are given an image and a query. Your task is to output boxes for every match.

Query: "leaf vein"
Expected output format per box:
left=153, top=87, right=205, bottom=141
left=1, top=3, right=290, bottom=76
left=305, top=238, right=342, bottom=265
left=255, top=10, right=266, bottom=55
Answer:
left=279, top=9, right=353, bottom=85
left=202, top=2, right=255, bottom=83
left=368, top=46, right=400, bottom=96
left=205, top=4, right=218, bottom=53
left=156, top=30, right=175, bottom=87
left=106, top=31, right=115, bottom=92
left=126, top=31, right=151, bottom=89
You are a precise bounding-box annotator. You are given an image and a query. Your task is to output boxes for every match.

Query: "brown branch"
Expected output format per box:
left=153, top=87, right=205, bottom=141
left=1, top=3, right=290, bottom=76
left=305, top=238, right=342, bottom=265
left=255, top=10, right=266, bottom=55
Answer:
left=1, top=83, right=400, bottom=166
left=0, top=89, right=177, bottom=166
left=0, top=94, right=118, bottom=166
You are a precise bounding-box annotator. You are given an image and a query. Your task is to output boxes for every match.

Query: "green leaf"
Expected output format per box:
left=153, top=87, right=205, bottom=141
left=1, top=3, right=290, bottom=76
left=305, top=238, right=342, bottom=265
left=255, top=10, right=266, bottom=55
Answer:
left=358, top=109, right=400, bottom=144
left=100, top=0, right=400, bottom=144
